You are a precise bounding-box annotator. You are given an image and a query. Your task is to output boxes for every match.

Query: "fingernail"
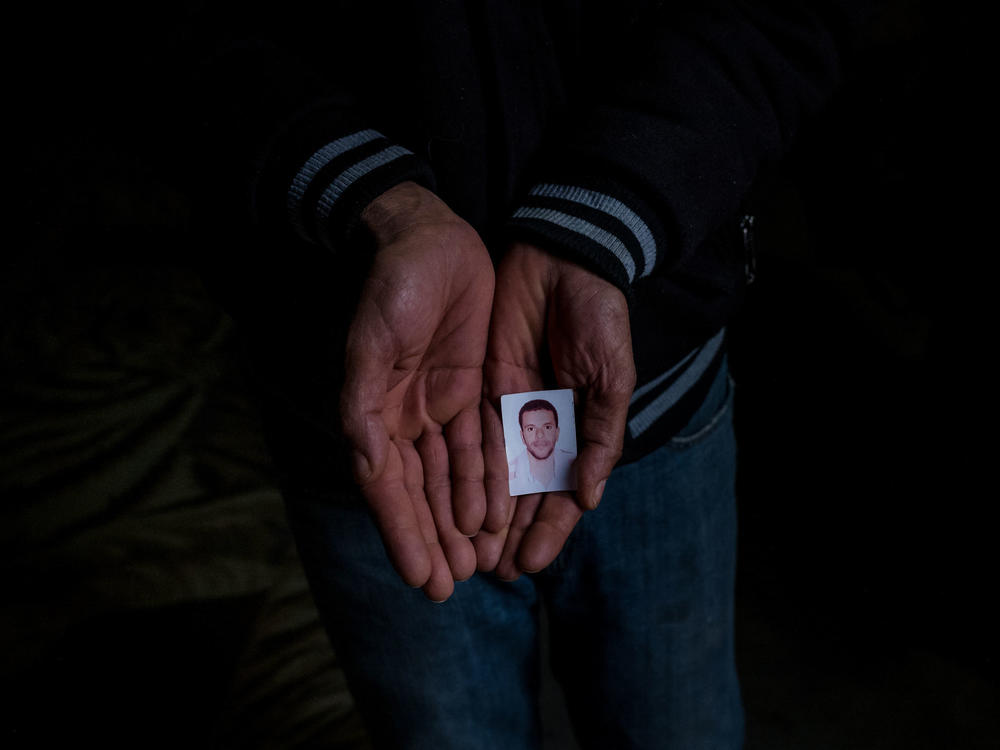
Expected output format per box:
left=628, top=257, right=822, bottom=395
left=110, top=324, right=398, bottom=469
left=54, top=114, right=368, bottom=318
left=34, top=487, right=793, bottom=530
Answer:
left=591, top=479, right=607, bottom=509
left=351, top=451, right=371, bottom=482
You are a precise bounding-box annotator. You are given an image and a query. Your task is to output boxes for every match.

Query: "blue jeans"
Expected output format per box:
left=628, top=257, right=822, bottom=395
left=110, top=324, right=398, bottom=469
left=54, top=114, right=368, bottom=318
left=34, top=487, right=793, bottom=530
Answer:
left=271, top=363, right=742, bottom=749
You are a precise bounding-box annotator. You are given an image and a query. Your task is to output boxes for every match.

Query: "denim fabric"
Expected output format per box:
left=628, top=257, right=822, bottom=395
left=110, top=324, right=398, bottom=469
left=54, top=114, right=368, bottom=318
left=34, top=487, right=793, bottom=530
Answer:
left=278, top=362, right=741, bottom=749
left=538, top=363, right=742, bottom=749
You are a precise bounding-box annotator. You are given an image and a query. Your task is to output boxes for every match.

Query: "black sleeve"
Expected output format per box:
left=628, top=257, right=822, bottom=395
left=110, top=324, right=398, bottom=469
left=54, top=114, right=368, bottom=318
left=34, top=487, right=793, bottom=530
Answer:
left=506, top=0, right=877, bottom=294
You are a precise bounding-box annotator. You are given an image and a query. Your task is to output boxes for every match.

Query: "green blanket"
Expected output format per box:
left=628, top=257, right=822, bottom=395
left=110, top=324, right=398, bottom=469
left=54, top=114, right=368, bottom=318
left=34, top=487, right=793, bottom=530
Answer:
left=1, top=263, right=368, bottom=748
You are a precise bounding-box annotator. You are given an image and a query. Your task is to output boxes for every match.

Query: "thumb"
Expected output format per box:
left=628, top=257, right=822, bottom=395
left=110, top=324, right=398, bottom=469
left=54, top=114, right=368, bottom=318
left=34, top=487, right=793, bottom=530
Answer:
left=547, top=257, right=635, bottom=511
left=575, top=383, right=631, bottom=510
left=341, top=311, right=394, bottom=485
left=346, top=416, right=390, bottom=486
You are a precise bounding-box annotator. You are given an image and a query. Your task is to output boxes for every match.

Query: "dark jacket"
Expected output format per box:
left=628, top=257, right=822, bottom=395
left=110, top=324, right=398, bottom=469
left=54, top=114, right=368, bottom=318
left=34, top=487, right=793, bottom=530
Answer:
left=170, top=0, right=873, bottom=463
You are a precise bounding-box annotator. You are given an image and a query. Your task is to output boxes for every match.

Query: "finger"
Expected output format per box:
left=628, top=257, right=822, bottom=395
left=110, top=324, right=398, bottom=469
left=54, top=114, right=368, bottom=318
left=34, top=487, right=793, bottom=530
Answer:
left=481, top=397, right=515, bottom=533
left=446, top=404, right=487, bottom=537
left=341, top=303, right=394, bottom=483
left=422, top=544, right=456, bottom=603
left=399, top=439, right=455, bottom=602
left=417, top=429, right=477, bottom=583
left=516, top=491, right=583, bottom=573
left=471, top=525, right=508, bottom=573
left=495, top=492, right=543, bottom=581
left=359, top=441, right=432, bottom=589
left=574, top=380, right=633, bottom=511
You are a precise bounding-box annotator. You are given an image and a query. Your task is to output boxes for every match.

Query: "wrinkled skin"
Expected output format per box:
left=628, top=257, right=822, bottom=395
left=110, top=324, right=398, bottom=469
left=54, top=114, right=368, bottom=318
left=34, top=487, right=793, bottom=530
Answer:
left=340, top=182, right=494, bottom=601
left=476, top=243, right=636, bottom=579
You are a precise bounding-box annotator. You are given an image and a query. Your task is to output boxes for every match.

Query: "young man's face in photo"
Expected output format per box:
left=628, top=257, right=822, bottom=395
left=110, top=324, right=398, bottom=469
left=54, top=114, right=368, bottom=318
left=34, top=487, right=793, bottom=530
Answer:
left=520, top=408, right=559, bottom=460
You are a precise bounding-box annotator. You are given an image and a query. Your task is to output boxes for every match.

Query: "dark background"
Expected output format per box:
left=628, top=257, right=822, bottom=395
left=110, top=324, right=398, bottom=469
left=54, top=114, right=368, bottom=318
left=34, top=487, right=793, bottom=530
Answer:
left=4, top=1, right=994, bottom=747
left=729, top=3, right=995, bottom=745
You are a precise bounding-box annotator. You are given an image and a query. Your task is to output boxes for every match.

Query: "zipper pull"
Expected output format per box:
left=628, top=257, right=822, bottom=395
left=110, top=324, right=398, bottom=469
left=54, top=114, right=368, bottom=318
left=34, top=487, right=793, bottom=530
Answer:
left=740, top=214, right=756, bottom=285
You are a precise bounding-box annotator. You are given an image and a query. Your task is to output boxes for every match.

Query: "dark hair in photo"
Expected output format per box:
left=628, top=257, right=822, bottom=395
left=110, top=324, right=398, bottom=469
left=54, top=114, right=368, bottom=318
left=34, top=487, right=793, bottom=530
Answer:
left=518, top=398, right=558, bottom=428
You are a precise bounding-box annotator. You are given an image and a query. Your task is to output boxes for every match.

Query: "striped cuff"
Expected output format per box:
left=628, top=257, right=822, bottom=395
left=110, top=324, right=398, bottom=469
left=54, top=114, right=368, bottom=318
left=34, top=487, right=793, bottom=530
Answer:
left=286, top=129, right=433, bottom=251
left=508, top=183, right=661, bottom=292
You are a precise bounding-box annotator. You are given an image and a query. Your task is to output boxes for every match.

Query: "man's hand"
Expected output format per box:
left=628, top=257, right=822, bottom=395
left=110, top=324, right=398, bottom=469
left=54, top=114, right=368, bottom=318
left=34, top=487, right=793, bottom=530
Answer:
left=476, top=243, right=636, bottom=579
left=341, top=182, right=494, bottom=601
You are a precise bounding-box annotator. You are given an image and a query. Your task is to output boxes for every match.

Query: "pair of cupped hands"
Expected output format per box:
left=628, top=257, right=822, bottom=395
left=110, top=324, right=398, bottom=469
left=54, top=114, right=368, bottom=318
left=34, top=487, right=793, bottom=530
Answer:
left=342, top=181, right=636, bottom=601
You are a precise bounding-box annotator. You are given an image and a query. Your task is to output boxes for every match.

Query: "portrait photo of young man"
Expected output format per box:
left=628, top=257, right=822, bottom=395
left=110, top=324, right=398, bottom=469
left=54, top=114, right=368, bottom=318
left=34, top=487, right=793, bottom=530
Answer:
left=502, top=390, right=578, bottom=496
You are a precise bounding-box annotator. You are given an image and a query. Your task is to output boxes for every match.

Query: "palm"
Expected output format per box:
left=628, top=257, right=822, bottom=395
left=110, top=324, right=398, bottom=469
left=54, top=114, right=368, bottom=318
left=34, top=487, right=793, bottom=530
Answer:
left=342, top=186, right=494, bottom=601
left=372, top=229, right=489, bottom=443
left=477, top=244, right=634, bottom=578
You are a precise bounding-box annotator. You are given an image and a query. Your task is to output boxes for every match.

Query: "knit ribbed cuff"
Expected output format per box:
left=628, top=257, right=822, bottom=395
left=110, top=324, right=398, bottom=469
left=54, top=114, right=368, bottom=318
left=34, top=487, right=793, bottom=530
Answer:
left=506, top=179, right=666, bottom=296
left=285, top=129, right=435, bottom=252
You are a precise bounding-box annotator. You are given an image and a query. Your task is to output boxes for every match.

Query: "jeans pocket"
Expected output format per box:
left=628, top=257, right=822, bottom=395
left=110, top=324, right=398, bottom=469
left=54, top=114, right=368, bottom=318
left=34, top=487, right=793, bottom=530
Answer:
left=669, top=364, right=734, bottom=449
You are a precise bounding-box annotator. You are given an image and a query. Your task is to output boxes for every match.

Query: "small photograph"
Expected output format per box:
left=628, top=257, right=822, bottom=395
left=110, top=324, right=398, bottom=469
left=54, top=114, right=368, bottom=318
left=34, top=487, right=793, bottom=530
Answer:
left=500, top=388, right=578, bottom=496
